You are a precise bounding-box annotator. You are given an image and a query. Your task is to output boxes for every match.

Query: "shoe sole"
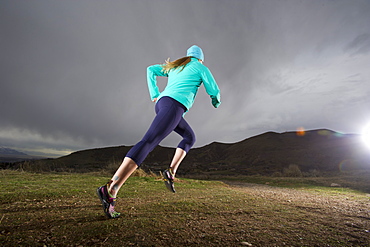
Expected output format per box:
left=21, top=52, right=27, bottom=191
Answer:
left=163, top=173, right=176, bottom=193
left=96, top=187, right=117, bottom=219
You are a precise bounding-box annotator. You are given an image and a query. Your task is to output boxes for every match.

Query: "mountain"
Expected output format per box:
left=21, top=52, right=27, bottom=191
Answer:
left=0, top=147, right=44, bottom=163
left=5, top=129, right=370, bottom=175
left=0, top=147, right=28, bottom=156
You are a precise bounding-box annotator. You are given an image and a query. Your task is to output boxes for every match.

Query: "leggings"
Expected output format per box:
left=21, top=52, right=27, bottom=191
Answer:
left=126, top=96, right=196, bottom=166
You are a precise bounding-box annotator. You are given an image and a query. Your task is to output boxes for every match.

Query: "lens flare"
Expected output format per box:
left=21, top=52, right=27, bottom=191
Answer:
left=338, top=159, right=355, bottom=172
left=296, top=127, right=305, bottom=136
left=362, top=123, right=370, bottom=149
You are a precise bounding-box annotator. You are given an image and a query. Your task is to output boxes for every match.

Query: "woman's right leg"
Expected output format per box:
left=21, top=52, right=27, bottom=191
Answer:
left=107, top=157, right=138, bottom=197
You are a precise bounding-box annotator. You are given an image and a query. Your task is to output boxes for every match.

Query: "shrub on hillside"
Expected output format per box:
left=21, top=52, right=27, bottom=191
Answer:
left=303, top=169, right=321, bottom=177
left=106, top=160, right=157, bottom=178
left=283, top=164, right=303, bottom=177
left=272, top=171, right=283, bottom=177
left=132, top=168, right=157, bottom=177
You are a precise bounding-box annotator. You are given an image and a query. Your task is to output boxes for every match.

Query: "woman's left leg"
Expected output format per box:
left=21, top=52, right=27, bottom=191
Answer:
left=168, top=148, right=187, bottom=175
left=108, top=97, right=186, bottom=196
left=98, top=97, right=186, bottom=218
left=169, top=117, right=196, bottom=175
left=163, top=117, right=195, bottom=192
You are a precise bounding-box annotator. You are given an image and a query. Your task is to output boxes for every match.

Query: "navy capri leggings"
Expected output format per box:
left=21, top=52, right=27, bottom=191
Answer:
left=126, top=96, right=196, bottom=166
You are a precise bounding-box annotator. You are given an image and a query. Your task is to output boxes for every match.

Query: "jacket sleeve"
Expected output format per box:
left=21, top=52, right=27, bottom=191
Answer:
left=147, top=64, right=167, bottom=100
left=200, top=66, right=221, bottom=108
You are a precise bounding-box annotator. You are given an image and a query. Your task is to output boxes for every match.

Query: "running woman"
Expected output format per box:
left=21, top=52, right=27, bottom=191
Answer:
left=97, top=45, right=221, bottom=219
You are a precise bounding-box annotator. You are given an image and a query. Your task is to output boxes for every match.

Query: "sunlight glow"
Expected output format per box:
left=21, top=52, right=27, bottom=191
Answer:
left=362, top=123, right=370, bottom=149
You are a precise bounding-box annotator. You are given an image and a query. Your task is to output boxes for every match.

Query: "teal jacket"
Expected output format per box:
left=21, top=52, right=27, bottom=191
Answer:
left=147, top=58, right=221, bottom=111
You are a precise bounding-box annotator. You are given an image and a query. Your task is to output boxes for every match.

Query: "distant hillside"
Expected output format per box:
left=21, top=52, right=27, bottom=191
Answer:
left=5, top=129, right=370, bottom=175
left=0, top=147, right=27, bottom=156
left=0, top=147, right=37, bottom=163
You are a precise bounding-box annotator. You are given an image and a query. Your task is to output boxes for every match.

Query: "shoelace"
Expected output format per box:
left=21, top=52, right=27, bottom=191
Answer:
left=166, top=170, right=174, bottom=180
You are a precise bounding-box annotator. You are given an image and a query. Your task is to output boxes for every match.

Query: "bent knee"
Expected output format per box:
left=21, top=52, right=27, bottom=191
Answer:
left=185, top=132, right=196, bottom=148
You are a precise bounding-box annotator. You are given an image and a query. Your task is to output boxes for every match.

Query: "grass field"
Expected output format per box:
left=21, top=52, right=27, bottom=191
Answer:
left=1, top=170, right=369, bottom=246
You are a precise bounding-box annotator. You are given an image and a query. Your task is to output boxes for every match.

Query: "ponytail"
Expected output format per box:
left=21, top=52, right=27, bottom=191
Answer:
left=161, top=56, right=192, bottom=73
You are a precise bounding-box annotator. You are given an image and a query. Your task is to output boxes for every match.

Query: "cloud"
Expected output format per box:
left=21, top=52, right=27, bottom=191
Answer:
left=345, top=33, right=370, bottom=55
left=1, top=0, right=370, bottom=157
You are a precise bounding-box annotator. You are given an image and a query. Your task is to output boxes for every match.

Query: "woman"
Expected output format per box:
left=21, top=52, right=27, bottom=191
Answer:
left=97, top=45, right=221, bottom=219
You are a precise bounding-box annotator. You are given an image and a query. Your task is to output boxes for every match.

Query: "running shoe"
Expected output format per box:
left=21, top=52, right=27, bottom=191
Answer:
left=163, top=169, right=176, bottom=193
left=96, top=184, right=121, bottom=219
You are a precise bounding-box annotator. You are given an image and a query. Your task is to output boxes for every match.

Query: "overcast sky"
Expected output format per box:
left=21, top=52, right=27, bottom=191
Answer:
left=1, top=0, right=370, bottom=157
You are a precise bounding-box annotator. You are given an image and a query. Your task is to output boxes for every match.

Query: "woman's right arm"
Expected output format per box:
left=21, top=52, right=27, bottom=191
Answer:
left=147, top=64, right=167, bottom=101
left=200, top=66, right=221, bottom=108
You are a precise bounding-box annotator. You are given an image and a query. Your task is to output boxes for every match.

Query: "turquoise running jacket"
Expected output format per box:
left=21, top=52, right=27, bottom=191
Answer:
left=147, top=58, right=221, bottom=111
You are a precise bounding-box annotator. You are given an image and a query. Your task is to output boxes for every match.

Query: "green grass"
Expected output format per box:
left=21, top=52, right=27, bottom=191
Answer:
left=1, top=170, right=369, bottom=246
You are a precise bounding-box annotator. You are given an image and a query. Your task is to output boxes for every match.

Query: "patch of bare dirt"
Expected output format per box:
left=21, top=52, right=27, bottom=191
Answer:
left=223, top=181, right=370, bottom=246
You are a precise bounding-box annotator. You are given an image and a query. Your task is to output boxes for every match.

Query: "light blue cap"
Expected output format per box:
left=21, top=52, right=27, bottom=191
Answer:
left=186, top=45, right=204, bottom=61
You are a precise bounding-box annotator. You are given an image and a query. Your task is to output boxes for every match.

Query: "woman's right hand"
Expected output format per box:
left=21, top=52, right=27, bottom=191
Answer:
left=152, top=98, right=158, bottom=103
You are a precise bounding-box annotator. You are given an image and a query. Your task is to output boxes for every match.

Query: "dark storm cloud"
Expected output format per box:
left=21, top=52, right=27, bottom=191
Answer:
left=1, top=0, right=370, bottom=156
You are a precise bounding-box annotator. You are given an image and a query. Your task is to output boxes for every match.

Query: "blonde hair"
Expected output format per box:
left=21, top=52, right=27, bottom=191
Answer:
left=161, top=56, right=192, bottom=73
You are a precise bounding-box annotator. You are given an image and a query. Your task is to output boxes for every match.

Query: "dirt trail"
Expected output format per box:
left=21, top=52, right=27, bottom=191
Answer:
left=224, top=181, right=370, bottom=217
left=222, top=181, right=370, bottom=245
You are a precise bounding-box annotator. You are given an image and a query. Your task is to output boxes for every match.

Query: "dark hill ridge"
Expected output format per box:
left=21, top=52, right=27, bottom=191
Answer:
left=7, top=129, right=370, bottom=175
left=180, top=129, right=370, bottom=176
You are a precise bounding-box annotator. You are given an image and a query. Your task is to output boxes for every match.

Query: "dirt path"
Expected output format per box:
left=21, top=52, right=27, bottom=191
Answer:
left=224, top=181, right=370, bottom=216
left=222, top=181, right=370, bottom=246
